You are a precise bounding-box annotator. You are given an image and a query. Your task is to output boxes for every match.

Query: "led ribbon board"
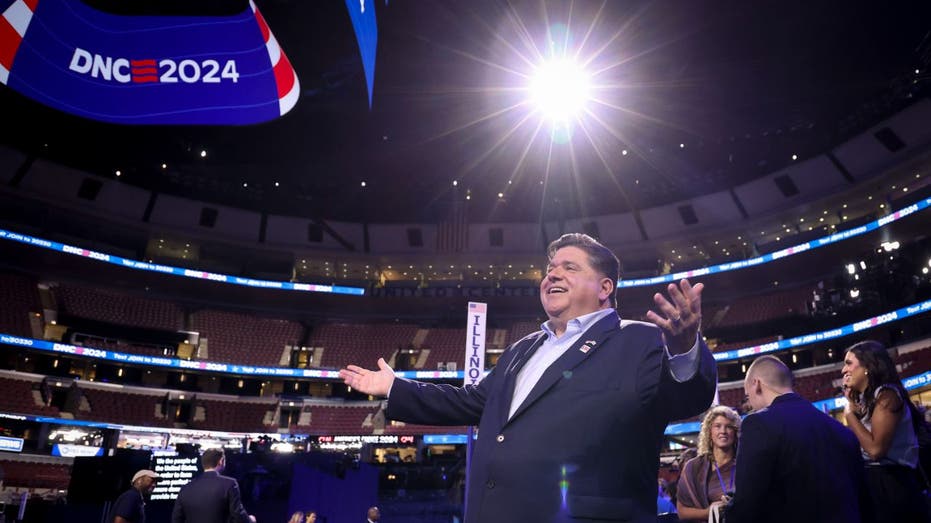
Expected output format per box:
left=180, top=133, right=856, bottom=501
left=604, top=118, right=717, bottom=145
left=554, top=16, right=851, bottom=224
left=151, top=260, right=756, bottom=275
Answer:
left=0, top=0, right=299, bottom=124
left=3, top=298, right=930, bottom=379
left=712, top=299, right=931, bottom=362
left=4, top=197, right=925, bottom=298
left=0, top=228, right=365, bottom=296
left=6, top=367, right=931, bottom=437
left=0, top=332, right=458, bottom=379
left=618, top=198, right=930, bottom=288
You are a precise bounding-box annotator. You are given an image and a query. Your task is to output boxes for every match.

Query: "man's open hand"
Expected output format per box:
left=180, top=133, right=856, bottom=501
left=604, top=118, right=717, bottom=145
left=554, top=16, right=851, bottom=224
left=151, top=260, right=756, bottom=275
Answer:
left=645, top=279, right=704, bottom=355
left=339, top=358, right=396, bottom=396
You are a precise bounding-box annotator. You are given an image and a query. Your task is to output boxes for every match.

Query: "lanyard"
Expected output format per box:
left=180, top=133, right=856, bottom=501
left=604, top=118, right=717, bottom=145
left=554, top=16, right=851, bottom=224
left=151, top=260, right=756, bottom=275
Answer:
left=713, top=461, right=734, bottom=493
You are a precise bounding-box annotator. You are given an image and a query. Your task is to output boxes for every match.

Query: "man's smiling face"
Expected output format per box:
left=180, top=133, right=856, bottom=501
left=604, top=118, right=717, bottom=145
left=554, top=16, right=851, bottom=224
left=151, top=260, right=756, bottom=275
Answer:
left=540, top=245, right=613, bottom=323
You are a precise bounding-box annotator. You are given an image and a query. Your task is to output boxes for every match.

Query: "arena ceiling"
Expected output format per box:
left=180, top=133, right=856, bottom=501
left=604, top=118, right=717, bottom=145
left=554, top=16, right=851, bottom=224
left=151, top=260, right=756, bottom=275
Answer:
left=1, top=0, right=930, bottom=225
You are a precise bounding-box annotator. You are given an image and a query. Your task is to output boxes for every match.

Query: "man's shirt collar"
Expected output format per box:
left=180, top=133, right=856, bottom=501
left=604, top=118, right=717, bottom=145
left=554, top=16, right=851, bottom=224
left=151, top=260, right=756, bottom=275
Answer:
left=541, top=308, right=615, bottom=340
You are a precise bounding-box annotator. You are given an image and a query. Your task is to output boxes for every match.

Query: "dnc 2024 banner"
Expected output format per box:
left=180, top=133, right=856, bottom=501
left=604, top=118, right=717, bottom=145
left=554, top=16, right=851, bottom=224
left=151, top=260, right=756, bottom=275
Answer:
left=0, top=0, right=299, bottom=124
left=1, top=0, right=383, bottom=123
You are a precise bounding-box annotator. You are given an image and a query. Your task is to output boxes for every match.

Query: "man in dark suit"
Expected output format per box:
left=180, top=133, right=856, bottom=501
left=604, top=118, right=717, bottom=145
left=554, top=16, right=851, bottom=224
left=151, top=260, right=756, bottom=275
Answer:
left=341, top=233, right=717, bottom=523
left=171, top=449, right=255, bottom=523
left=725, top=355, right=867, bottom=523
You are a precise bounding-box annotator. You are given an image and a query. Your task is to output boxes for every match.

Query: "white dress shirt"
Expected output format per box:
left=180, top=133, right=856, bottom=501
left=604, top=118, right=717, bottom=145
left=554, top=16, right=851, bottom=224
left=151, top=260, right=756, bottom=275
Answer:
left=508, top=308, right=700, bottom=419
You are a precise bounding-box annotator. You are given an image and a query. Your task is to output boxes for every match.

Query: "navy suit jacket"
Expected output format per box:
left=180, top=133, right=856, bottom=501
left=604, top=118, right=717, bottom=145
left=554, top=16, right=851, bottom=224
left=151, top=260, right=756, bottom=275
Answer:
left=725, top=392, right=868, bottom=523
left=171, top=470, right=251, bottom=523
left=387, top=313, right=717, bottom=523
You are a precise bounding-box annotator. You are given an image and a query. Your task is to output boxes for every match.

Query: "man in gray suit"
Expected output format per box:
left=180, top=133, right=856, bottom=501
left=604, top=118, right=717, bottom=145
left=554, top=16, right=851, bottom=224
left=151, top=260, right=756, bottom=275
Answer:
left=171, top=449, right=255, bottom=523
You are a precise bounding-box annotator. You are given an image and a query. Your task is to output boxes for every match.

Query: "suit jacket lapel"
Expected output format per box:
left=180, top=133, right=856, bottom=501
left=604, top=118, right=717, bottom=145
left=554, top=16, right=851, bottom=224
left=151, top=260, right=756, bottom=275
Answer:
left=498, top=332, right=547, bottom=425
left=506, top=312, right=621, bottom=424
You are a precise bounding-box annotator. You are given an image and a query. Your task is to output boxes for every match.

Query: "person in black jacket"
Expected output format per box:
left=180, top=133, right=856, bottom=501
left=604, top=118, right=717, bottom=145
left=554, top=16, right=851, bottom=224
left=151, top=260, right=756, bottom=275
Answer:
left=725, top=355, right=868, bottom=523
left=109, top=469, right=159, bottom=523
left=171, top=449, right=255, bottom=523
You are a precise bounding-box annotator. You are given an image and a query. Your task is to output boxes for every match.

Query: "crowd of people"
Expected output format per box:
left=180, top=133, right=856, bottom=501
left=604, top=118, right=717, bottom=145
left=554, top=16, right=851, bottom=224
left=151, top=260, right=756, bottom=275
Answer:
left=108, top=233, right=930, bottom=522
left=656, top=343, right=930, bottom=523
left=341, top=233, right=931, bottom=522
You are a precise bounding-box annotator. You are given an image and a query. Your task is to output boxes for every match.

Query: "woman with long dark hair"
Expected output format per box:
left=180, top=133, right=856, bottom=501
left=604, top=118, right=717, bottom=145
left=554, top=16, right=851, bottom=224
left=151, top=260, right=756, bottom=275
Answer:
left=842, top=340, right=928, bottom=523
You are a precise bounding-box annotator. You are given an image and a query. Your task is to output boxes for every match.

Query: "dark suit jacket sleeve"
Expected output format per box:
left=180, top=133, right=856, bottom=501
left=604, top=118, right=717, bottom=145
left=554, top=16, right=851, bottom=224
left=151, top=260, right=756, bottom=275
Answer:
left=171, top=490, right=185, bottom=523
left=385, top=362, right=498, bottom=425
left=109, top=490, right=138, bottom=522
left=226, top=479, right=251, bottom=523
left=724, top=413, right=775, bottom=522
left=649, top=335, right=718, bottom=422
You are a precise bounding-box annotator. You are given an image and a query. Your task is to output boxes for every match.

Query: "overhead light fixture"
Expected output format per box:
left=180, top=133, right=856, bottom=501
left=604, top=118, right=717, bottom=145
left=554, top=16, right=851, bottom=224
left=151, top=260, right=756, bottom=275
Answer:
left=529, top=59, right=591, bottom=122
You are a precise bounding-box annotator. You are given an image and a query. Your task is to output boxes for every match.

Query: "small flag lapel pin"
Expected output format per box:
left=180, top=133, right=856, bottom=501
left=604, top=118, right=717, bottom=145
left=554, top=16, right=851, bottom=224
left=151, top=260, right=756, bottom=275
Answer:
left=579, top=340, right=597, bottom=353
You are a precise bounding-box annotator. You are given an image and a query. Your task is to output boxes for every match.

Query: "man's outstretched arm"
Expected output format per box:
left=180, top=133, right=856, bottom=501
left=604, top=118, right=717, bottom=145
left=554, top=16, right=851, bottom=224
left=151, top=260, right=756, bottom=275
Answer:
left=340, top=357, right=493, bottom=426
left=340, top=357, right=395, bottom=396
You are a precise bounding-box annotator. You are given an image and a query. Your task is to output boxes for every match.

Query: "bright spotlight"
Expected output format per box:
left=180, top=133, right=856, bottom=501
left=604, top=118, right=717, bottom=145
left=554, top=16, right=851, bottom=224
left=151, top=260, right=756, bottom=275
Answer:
left=529, top=59, right=591, bottom=122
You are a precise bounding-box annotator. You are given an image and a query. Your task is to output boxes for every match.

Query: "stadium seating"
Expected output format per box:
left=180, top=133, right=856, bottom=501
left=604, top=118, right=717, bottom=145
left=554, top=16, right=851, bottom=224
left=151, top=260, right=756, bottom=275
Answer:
left=793, top=367, right=843, bottom=402
left=716, top=285, right=814, bottom=328
left=55, top=283, right=184, bottom=331
left=897, top=343, right=931, bottom=376
left=75, top=385, right=173, bottom=428
left=302, top=404, right=382, bottom=435
left=307, top=323, right=419, bottom=369
left=421, top=328, right=467, bottom=370
left=506, top=321, right=541, bottom=345
left=191, top=397, right=278, bottom=432
left=190, top=309, right=304, bottom=366
left=0, top=374, right=59, bottom=416
left=0, top=272, right=40, bottom=337
left=0, top=458, right=72, bottom=490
